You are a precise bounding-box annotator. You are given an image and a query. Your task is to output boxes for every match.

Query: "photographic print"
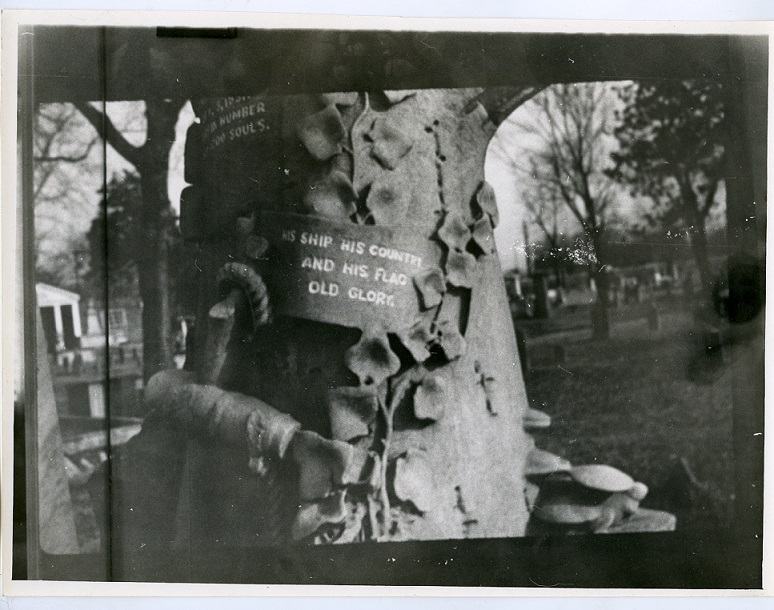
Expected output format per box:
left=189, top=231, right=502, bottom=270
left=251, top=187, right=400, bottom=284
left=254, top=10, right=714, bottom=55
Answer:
left=2, top=12, right=768, bottom=592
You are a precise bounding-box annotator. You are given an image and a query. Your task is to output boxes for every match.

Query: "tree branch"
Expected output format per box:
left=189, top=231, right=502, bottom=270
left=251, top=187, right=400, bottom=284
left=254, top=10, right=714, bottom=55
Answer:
left=701, top=179, right=720, bottom=218
left=34, top=136, right=98, bottom=164
left=477, top=86, right=546, bottom=126
left=74, top=101, right=143, bottom=168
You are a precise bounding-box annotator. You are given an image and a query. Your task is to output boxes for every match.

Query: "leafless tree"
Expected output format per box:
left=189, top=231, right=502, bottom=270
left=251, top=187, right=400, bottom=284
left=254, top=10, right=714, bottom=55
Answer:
left=32, top=98, right=185, bottom=380
left=506, top=82, right=622, bottom=336
left=75, top=98, right=186, bottom=381
left=33, top=103, right=101, bottom=284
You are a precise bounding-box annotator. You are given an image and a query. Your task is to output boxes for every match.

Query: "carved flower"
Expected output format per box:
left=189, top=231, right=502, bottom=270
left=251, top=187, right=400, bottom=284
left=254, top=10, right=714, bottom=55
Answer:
left=435, top=319, right=466, bottom=360
left=413, top=267, right=445, bottom=309
left=392, top=450, right=435, bottom=514
left=344, top=326, right=401, bottom=387
left=437, top=211, right=471, bottom=252
left=474, top=181, right=499, bottom=227
left=413, top=374, right=447, bottom=421
left=396, top=318, right=434, bottom=363
left=445, top=250, right=477, bottom=288
left=367, top=117, right=414, bottom=169
left=327, top=386, right=379, bottom=442
left=365, top=180, right=410, bottom=225
left=296, top=104, right=346, bottom=161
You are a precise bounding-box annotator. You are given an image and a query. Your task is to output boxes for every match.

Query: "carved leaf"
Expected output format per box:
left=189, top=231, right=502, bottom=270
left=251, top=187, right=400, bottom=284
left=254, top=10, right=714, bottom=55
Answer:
left=474, top=181, right=499, bottom=227
left=525, top=480, right=541, bottom=512
left=368, top=117, right=414, bottom=169
left=627, top=481, right=649, bottom=502
left=327, top=386, right=379, bottom=442
left=413, top=267, right=446, bottom=309
left=569, top=464, right=635, bottom=493
left=523, top=407, right=552, bottom=431
left=365, top=180, right=410, bottom=225
left=392, top=450, right=435, bottom=513
left=367, top=452, right=382, bottom=491
left=322, top=92, right=359, bottom=107
left=296, top=104, right=346, bottom=161
left=290, top=430, right=354, bottom=501
left=437, top=211, right=472, bottom=252
left=413, top=374, right=447, bottom=421
left=533, top=498, right=601, bottom=525
left=384, top=90, right=417, bottom=104
left=344, top=326, right=401, bottom=387
left=302, top=170, right=357, bottom=218
left=525, top=448, right=572, bottom=477
left=600, top=507, right=676, bottom=534
left=396, top=318, right=434, bottom=363
left=330, top=150, right=353, bottom=174
left=470, top=217, right=495, bottom=256
left=291, top=490, right=348, bottom=541
left=245, top=234, right=270, bottom=261
left=445, top=250, right=477, bottom=288
left=331, top=500, right=368, bottom=544
left=435, top=319, right=466, bottom=360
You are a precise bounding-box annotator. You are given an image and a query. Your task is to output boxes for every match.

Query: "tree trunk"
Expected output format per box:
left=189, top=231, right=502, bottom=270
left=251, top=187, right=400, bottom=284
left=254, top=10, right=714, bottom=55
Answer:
left=689, top=211, right=713, bottom=291
left=135, top=99, right=182, bottom=381
left=552, top=259, right=566, bottom=304
left=679, top=178, right=714, bottom=292
left=590, top=232, right=611, bottom=339
left=174, top=90, right=534, bottom=545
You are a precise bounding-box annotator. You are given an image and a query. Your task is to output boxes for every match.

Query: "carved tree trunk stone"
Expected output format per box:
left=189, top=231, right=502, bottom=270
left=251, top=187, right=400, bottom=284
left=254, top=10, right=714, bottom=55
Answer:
left=178, top=89, right=533, bottom=544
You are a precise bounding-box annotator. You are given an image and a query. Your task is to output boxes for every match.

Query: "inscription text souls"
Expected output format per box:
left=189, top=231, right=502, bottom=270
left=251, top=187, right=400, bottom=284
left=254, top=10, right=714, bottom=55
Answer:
left=201, top=97, right=270, bottom=156
left=281, top=230, right=422, bottom=308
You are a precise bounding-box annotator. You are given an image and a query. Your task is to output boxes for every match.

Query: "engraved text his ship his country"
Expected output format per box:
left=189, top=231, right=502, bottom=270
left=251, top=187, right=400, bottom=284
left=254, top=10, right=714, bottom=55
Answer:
left=280, top=227, right=423, bottom=309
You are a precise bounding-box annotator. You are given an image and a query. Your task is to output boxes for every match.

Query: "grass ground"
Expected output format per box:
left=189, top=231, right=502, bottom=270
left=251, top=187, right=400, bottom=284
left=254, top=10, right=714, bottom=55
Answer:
left=516, top=295, right=736, bottom=531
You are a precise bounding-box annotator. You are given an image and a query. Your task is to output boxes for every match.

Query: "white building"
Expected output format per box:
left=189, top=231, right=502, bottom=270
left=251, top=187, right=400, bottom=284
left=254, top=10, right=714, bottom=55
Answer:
left=36, top=283, right=83, bottom=357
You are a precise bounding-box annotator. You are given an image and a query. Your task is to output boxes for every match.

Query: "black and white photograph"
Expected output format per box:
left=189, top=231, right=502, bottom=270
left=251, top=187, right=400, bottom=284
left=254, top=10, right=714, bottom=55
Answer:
left=2, top=11, right=769, bottom=592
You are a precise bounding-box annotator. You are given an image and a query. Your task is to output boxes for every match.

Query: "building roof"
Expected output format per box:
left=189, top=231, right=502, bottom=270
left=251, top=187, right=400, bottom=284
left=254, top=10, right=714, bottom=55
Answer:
left=36, top=283, right=81, bottom=307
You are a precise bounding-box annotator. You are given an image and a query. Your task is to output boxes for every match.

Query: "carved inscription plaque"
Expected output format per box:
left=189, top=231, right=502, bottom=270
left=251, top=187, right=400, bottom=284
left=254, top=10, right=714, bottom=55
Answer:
left=199, top=96, right=273, bottom=158
left=257, top=212, right=434, bottom=331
